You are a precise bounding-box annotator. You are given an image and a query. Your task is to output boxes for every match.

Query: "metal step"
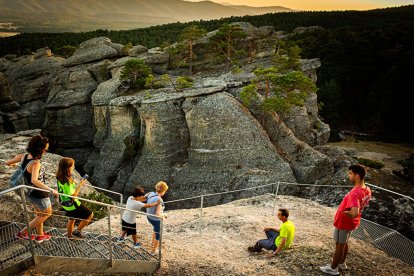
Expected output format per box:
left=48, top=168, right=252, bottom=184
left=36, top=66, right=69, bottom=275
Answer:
left=116, top=238, right=157, bottom=261
left=0, top=223, right=31, bottom=270
left=1, top=221, right=159, bottom=274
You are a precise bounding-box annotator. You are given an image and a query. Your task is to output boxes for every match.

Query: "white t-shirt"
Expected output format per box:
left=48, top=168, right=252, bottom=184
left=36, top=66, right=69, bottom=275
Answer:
left=122, top=196, right=145, bottom=224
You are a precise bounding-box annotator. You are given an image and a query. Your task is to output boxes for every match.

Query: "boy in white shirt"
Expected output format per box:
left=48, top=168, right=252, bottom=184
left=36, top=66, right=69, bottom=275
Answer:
left=117, top=186, right=160, bottom=248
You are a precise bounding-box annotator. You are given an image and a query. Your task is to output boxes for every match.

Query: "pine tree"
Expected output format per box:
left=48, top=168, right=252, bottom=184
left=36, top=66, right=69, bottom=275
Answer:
left=180, top=25, right=207, bottom=74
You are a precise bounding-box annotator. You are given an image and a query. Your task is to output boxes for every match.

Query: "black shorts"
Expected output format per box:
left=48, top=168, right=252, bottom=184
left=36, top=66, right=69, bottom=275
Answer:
left=122, top=219, right=137, bottom=236
left=65, top=204, right=92, bottom=221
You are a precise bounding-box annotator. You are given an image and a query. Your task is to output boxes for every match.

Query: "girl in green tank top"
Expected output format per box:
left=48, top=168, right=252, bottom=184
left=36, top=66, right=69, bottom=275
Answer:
left=56, top=157, right=93, bottom=239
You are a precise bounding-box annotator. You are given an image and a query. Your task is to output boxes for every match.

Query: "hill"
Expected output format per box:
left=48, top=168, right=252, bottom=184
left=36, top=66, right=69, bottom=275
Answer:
left=76, top=195, right=414, bottom=275
left=0, top=0, right=292, bottom=32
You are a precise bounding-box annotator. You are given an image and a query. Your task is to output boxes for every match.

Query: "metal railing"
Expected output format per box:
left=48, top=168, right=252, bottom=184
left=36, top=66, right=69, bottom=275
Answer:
left=0, top=184, right=163, bottom=271
left=0, top=158, right=123, bottom=205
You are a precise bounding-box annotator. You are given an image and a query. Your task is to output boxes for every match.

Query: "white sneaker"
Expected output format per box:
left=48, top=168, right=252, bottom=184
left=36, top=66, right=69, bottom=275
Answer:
left=338, top=262, right=348, bottom=270
left=320, top=264, right=339, bottom=275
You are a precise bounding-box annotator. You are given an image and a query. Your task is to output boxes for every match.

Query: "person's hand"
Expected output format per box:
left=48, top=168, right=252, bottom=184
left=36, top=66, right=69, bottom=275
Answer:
left=266, top=251, right=277, bottom=258
left=51, top=189, right=58, bottom=196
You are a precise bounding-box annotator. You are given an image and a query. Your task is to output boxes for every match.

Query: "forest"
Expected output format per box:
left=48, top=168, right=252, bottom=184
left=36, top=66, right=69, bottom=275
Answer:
left=1, top=5, right=413, bottom=141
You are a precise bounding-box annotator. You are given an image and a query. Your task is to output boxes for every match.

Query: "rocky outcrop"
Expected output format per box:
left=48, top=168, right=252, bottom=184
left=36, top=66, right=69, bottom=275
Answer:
left=1, top=24, right=334, bottom=204
left=0, top=54, right=63, bottom=132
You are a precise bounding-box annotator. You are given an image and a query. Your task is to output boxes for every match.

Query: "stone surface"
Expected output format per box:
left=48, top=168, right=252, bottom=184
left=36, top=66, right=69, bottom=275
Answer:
left=62, top=37, right=122, bottom=67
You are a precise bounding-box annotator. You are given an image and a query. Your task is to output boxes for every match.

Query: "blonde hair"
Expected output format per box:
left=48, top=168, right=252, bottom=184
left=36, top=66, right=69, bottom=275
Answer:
left=155, top=181, right=169, bottom=193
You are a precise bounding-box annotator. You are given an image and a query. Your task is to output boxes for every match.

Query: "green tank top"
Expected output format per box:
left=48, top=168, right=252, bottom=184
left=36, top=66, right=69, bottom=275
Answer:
left=57, top=180, right=81, bottom=211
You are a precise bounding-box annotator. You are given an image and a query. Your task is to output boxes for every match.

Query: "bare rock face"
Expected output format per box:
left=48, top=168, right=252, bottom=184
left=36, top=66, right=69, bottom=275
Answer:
left=1, top=53, right=63, bottom=132
left=41, top=61, right=110, bottom=165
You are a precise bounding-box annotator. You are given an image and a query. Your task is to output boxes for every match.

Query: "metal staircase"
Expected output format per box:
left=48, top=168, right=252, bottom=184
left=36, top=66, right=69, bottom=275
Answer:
left=0, top=221, right=159, bottom=275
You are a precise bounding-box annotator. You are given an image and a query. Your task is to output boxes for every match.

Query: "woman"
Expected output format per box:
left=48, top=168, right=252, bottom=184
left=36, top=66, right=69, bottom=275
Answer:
left=6, top=135, right=58, bottom=243
left=146, top=181, right=168, bottom=254
left=56, top=157, right=93, bottom=239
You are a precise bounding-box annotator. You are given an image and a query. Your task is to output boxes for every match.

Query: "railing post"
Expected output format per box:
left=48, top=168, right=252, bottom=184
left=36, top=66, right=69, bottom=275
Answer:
left=396, top=200, right=409, bottom=231
left=20, top=187, right=35, bottom=259
left=272, top=181, right=280, bottom=216
left=199, top=195, right=204, bottom=234
left=107, top=206, right=113, bottom=268
left=158, top=218, right=163, bottom=268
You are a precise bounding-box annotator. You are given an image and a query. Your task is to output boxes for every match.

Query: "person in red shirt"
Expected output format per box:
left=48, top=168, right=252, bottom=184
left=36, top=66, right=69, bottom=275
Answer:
left=320, top=164, right=372, bottom=275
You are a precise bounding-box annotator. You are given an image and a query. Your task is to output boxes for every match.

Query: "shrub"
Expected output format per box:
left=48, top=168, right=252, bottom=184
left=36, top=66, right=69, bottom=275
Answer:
left=357, top=158, right=384, bottom=169
left=176, top=76, right=194, bottom=89
left=82, top=192, right=114, bottom=219
left=120, top=59, right=152, bottom=89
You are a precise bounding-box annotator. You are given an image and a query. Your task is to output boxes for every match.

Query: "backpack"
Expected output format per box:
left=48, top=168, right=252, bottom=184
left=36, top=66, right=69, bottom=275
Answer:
left=9, top=154, right=35, bottom=196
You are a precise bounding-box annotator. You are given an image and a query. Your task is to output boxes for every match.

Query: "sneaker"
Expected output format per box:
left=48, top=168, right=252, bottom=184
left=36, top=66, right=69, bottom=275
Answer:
left=36, top=233, right=52, bottom=243
left=247, top=246, right=262, bottom=253
left=72, top=229, right=86, bottom=239
left=16, top=231, right=35, bottom=241
left=133, top=242, right=141, bottom=249
left=338, top=262, right=348, bottom=270
left=320, top=264, right=339, bottom=275
left=117, top=237, right=125, bottom=243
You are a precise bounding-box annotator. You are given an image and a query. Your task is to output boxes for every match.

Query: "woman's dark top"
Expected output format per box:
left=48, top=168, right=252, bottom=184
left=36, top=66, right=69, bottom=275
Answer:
left=22, top=154, right=48, bottom=198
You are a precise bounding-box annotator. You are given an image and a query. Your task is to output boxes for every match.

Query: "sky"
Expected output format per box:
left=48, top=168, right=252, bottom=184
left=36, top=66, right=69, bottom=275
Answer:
left=187, top=0, right=414, bottom=10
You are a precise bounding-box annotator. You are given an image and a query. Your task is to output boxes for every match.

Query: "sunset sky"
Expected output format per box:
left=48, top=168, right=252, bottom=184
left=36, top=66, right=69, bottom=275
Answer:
left=187, top=0, right=414, bottom=10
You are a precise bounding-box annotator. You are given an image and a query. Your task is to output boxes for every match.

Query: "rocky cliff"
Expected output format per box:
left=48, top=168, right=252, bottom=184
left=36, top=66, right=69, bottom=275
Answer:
left=0, top=23, right=333, bottom=203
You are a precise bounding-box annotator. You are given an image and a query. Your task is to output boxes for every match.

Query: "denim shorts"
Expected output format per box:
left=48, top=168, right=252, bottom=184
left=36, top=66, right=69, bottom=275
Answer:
left=147, top=217, right=161, bottom=240
left=27, top=195, right=51, bottom=211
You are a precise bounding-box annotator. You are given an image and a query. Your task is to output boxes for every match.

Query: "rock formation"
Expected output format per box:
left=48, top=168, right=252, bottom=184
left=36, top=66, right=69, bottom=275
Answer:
left=0, top=23, right=333, bottom=204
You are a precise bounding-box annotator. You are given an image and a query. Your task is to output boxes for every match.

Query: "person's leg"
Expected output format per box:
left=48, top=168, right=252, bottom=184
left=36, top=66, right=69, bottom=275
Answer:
left=331, top=242, right=346, bottom=269
left=151, top=232, right=155, bottom=246
left=150, top=220, right=161, bottom=253
left=340, top=242, right=349, bottom=264
left=252, top=231, right=279, bottom=252
left=120, top=230, right=127, bottom=238
left=77, top=212, right=93, bottom=231
left=265, top=230, right=278, bottom=239
left=132, top=234, right=138, bottom=244
left=67, top=219, right=75, bottom=237
left=27, top=205, right=52, bottom=235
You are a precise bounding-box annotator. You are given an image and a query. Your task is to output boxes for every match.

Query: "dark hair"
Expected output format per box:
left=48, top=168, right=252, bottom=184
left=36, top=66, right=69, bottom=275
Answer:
left=278, top=208, right=289, bottom=218
left=349, top=164, right=366, bottom=180
left=26, top=135, right=49, bottom=160
left=56, top=157, right=75, bottom=184
left=132, top=186, right=145, bottom=197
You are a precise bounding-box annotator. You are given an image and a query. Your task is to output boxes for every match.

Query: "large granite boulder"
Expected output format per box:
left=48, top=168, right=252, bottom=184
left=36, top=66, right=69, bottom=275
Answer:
left=121, top=92, right=296, bottom=202
left=63, top=37, right=123, bottom=68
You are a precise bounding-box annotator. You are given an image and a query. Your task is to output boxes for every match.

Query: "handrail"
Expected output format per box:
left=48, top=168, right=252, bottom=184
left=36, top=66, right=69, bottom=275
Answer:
left=0, top=158, right=123, bottom=205
left=0, top=184, right=161, bottom=220
left=45, top=172, right=124, bottom=205
left=164, top=181, right=354, bottom=205
left=366, top=182, right=413, bottom=201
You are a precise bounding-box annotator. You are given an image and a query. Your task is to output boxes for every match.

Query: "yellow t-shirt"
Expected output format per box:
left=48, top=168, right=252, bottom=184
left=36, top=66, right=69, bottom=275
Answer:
left=275, top=220, right=295, bottom=249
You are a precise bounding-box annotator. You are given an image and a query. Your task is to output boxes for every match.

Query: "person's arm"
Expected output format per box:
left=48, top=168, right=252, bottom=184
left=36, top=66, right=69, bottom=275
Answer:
left=264, top=227, right=279, bottom=232
left=266, top=238, right=286, bottom=258
left=5, top=153, right=24, bottom=166
left=155, top=202, right=167, bottom=219
left=72, top=179, right=87, bottom=197
left=142, top=199, right=161, bottom=208
left=342, top=207, right=359, bottom=218
left=30, top=161, right=58, bottom=195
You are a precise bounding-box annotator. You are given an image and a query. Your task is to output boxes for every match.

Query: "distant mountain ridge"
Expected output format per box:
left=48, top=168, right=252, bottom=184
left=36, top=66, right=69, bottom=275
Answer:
left=0, top=0, right=292, bottom=32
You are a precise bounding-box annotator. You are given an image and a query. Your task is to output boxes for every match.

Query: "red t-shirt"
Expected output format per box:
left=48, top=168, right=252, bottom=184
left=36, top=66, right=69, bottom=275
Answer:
left=333, top=185, right=372, bottom=230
